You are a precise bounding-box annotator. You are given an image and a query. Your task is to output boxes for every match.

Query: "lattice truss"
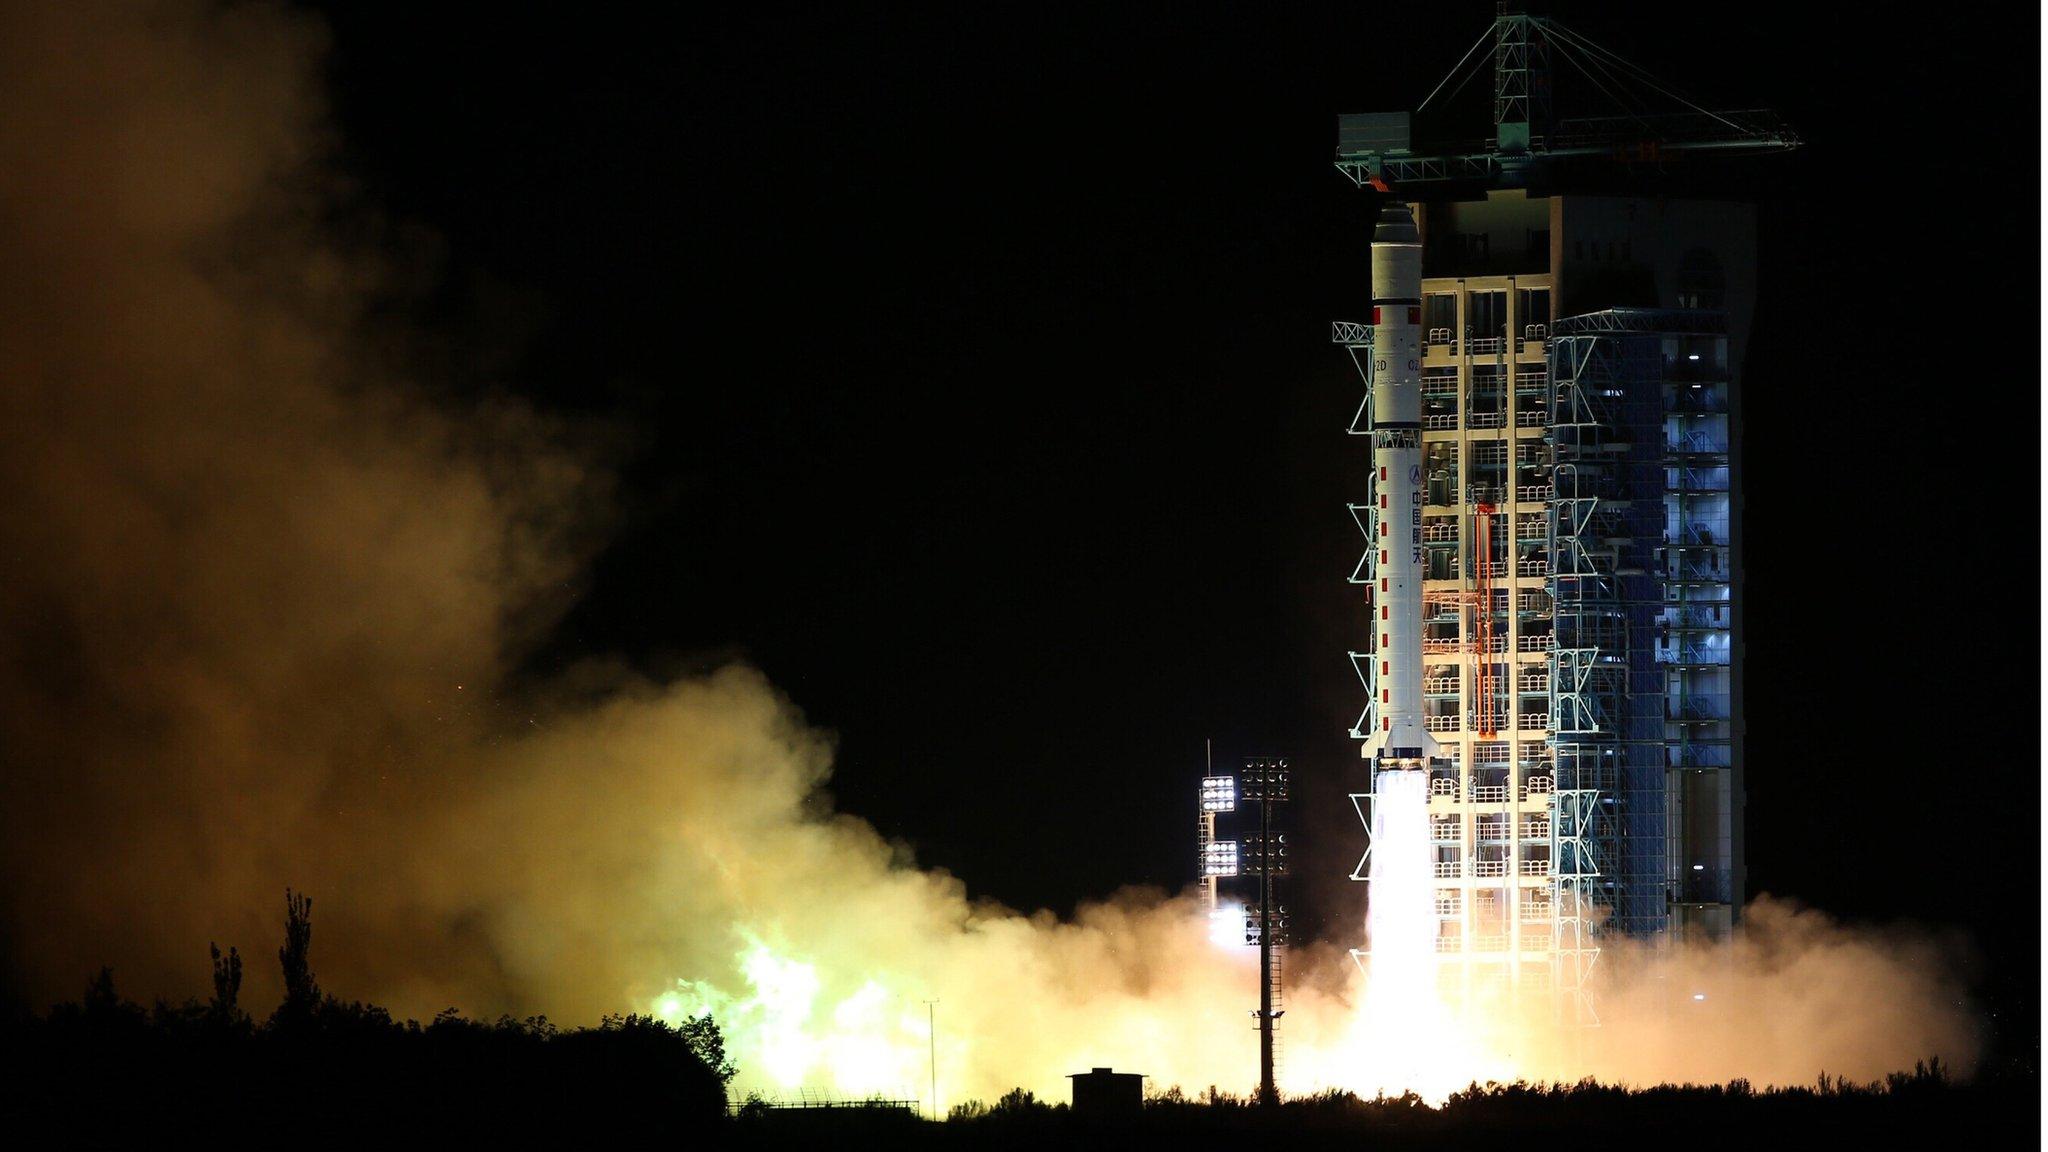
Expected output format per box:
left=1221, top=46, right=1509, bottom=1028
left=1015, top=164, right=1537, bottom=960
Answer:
left=1545, top=328, right=1674, bottom=1019
left=1335, top=322, right=1381, bottom=741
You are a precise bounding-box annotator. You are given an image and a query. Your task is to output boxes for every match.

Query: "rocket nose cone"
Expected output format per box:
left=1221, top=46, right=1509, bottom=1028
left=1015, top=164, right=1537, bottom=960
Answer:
left=1373, top=201, right=1420, bottom=246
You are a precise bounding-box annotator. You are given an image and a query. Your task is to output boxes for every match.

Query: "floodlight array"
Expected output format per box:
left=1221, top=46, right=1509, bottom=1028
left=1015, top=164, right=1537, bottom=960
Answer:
left=1200, top=775, right=1238, bottom=813
left=1241, top=833, right=1289, bottom=877
left=1201, top=840, right=1240, bottom=877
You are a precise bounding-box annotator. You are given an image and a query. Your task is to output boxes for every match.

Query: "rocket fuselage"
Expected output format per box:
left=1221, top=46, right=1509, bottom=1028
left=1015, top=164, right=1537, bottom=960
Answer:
left=1360, top=202, right=1440, bottom=769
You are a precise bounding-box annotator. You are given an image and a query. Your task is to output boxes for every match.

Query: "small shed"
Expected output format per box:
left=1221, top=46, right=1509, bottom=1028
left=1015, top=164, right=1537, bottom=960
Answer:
left=1067, top=1067, right=1144, bottom=1118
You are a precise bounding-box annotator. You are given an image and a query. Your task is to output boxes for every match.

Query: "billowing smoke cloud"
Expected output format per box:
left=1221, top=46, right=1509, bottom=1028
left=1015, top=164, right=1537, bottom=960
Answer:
left=0, top=0, right=598, bottom=1012
left=0, top=1, right=1978, bottom=1104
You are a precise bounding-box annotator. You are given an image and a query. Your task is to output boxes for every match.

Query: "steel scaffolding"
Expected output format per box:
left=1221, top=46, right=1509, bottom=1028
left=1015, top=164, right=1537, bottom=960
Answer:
left=1545, top=319, right=1669, bottom=1024
left=1660, top=325, right=1735, bottom=915
left=1545, top=309, right=1743, bottom=970
left=1340, top=279, right=1743, bottom=1025
left=1328, top=0, right=1778, bottom=1036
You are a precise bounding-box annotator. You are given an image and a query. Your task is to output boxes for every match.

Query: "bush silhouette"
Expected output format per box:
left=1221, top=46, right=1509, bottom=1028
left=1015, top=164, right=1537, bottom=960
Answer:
left=7, top=890, right=2019, bottom=1149
left=5, top=888, right=732, bottom=1147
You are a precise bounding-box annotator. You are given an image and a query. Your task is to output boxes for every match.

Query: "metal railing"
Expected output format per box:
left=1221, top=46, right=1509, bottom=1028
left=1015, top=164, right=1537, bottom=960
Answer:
left=1519, top=857, right=1550, bottom=877
left=1516, top=558, right=1549, bottom=578
left=1670, top=605, right=1726, bottom=629
left=1475, top=820, right=1511, bottom=842
left=1430, top=822, right=1463, bottom=843
left=1670, top=557, right=1729, bottom=582
left=1545, top=304, right=1731, bottom=336
left=1519, top=819, right=1551, bottom=839
left=1423, top=638, right=1461, bottom=654
left=1670, top=745, right=1730, bottom=770
left=1516, top=408, right=1548, bottom=427
left=1668, top=386, right=1727, bottom=414
left=1473, top=859, right=1508, bottom=878
left=1470, top=785, right=1509, bottom=804
left=1516, top=711, right=1546, bottom=730
left=1670, top=695, right=1731, bottom=722
left=1668, top=428, right=1727, bottom=455
left=1433, top=861, right=1464, bottom=879
left=1435, top=895, right=1463, bottom=916
left=1521, top=775, right=1555, bottom=797
left=1422, top=522, right=1458, bottom=543
left=1672, top=466, right=1730, bottom=492
left=1423, top=677, right=1461, bottom=694
left=1425, top=714, right=1460, bottom=732
left=1429, top=778, right=1461, bottom=799
left=1669, top=642, right=1730, bottom=667
left=1468, top=337, right=1506, bottom=356
left=1423, top=413, right=1459, bottom=430
left=1468, top=410, right=1506, bottom=429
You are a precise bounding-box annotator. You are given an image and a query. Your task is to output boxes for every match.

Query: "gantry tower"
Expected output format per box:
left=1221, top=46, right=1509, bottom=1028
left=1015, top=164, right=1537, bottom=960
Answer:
left=1337, top=2, right=1787, bottom=1024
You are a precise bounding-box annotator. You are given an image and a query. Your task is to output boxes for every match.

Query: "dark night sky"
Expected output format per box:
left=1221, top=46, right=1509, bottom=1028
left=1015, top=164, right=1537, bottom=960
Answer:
left=310, top=2, right=2036, bottom=1059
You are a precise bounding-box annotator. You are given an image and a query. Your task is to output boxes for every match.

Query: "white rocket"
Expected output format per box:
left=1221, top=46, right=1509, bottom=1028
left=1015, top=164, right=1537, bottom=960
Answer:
left=1358, top=201, right=1441, bottom=770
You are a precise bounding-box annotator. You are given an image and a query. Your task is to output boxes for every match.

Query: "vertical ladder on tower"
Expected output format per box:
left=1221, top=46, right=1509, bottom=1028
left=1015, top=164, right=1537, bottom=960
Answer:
left=1267, top=944, right=1285, bottom=1083
left=1474, top=501, right=1499, bottom=737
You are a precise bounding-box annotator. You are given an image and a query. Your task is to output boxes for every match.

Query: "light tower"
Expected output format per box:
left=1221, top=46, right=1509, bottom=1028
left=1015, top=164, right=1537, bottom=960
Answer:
left=1196, top=740, right=1235, bottom=945
left=1192, top=755, right=1289, bottom=1104
left=1241, top=758, right=1290, bottom=1107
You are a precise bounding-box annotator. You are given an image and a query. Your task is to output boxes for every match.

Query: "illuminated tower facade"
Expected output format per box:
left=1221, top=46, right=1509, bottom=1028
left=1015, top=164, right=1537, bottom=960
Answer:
left=1330, top=6, right=1788, bottom=1022
left=1342, top=190, right=1750, bottom=1017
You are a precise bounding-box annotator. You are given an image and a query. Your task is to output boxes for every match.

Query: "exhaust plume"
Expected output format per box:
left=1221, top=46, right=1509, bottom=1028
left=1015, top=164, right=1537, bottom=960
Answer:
left=0, top=1, right=1980, bottom=1104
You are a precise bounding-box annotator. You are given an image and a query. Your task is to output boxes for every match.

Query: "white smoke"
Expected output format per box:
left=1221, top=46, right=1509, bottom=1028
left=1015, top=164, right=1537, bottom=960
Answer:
left=0, top=0, right=1984, bottom=1109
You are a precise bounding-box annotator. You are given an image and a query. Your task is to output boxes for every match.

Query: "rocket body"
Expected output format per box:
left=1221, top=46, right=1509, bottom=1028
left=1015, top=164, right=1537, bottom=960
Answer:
left=1359, top=202, right=1441, bottom=769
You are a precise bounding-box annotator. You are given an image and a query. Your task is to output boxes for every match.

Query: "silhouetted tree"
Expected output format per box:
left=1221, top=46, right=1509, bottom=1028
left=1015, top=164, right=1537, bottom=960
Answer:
left=675, top=1011, right=737, bottom=1085
left=992, top=1086, right=1046, bottom=1113
left=61, top=965, right=146, bottom=1034
left=947, top=1098, right=991, bottom=1121
left=10, top=893, right=752, bottom=1146
left=276, top=888, right=318, bottom=1022
left=83, top=966, right=119, bottom=1013
left=208, top=942, right=243, bottom=1024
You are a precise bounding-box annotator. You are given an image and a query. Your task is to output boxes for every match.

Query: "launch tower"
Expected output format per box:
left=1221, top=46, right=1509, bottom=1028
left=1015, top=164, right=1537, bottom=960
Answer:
left=1337, top=4, right=1791, bottom=1021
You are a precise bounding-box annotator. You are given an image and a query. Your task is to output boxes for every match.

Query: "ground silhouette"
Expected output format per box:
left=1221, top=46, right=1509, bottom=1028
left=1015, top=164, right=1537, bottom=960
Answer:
left=1, top=890, right=731, bottom=1148
left=2, top=891, right=2028, bottom=1149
